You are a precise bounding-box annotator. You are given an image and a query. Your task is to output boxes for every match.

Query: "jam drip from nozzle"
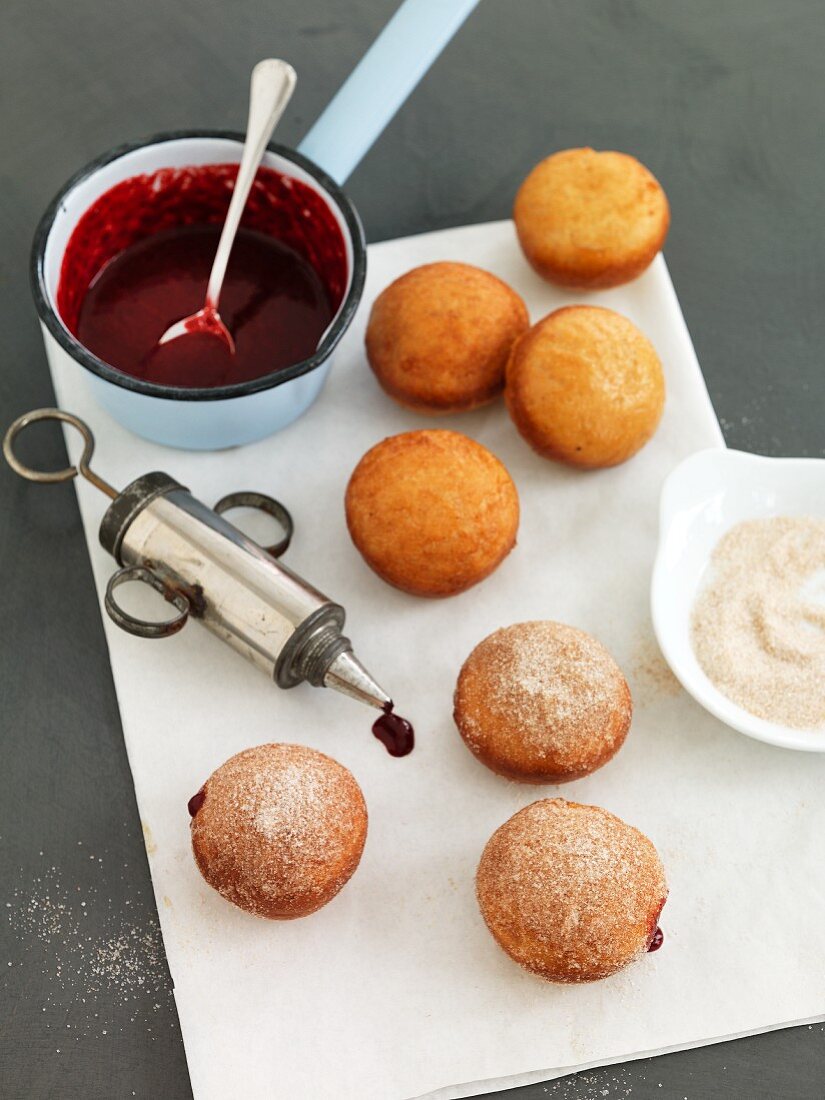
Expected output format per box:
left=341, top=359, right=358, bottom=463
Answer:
left=372, top=702, right=414, bottom=757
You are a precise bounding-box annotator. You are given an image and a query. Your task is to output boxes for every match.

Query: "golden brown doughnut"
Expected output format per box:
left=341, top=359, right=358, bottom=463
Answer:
left=454, top=621, right=631, bottom=783
left=505, top=305, right=665, bottom=468
left=345, top=429, right=519, bottom=597
left=514, top=147, right=670, bottom=288
left=190, top=743, right=367, bottom=920
left=365, top=262, right=529, bottom=413
left=476, top=798, right=667, bottom=983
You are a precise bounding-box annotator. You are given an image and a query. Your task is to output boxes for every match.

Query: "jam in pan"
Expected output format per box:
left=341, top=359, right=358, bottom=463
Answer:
left=58, top=163, right=348, bottom=388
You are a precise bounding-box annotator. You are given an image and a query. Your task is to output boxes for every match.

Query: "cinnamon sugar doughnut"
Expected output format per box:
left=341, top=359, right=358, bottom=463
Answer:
left=190, top=743, right=367, bottom=920
left=476, top=799, right=667, bottom=983
left=345, top=429, right=519, bottom=597
left=365, top=262, right=529, bottom=413
left=454, top=621, right=631, bottom=783
left=514, top=148, right=670, bottom=288
left=505, top=305, right=665, bottom=468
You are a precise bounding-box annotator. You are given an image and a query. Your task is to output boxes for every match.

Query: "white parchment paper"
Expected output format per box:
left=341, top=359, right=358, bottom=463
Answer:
left=49, top=221, right=825, bottom=1099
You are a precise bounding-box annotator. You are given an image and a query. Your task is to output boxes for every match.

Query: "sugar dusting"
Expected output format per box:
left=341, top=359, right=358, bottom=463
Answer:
left=5, top=847, right=174, bottom=1045
left=192, top=744, right=366, bottom=917
left=630, top=634, right=682, bottom=703
left=457, top=621, right=630, bottom=757
left=541, top=1065, right=638, bottom=1097
left=692, top=516, right=825, bottom=728
left=477, top=799, right=666, bottom=982
left=491, top=625, right=621, bottom=741
left=251, top=762, right=335, bottom=846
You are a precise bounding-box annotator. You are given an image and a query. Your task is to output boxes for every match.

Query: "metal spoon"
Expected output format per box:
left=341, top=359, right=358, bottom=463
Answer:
left=158, top=58, right=297, bottom=352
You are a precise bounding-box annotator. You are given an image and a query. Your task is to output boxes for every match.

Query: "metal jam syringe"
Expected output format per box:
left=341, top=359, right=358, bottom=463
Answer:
left=4, top=409, right=412, bottom=751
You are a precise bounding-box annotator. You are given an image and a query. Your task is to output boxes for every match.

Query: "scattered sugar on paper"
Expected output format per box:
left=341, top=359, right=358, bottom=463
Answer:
left=691, top=516, right=825, bottom=729
left=630, top=634, right=682, bottom=703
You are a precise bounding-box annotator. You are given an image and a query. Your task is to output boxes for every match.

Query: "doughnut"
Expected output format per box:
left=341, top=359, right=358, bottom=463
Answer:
left=345, top=429, right=519, bottom=597
left=189, top=743, right=367, bottom=920
left=365, top=262, right=529, bottom=413
left=513, top=147, right=670, bottom=288
left=454, top=621, right=631, bottom=782
left=477, top=798, right=667, bottom=983
left=505, top=305, right=665, bottom=468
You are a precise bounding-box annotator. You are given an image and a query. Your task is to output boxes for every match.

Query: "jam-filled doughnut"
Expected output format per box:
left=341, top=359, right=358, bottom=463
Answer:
left=477, top=798, right=667, bottom=983
left=514, top=147, right=670, bottom=288
left=506, top=305, right=665, bottom=468
left=345, top=429, right=519, bottom=597
left=454, top=621, right=631, bottom=783
left=365, top=262, right=529, bottom=413
left=189, top=743, right=367, bottom=920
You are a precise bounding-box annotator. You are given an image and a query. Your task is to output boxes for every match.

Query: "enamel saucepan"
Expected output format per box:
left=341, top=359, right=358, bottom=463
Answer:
left=31, top=0, right=478, bottom=450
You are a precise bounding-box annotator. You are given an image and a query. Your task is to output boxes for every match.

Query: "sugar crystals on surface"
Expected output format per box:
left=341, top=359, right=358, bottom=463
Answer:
left=691, top=516, right=825, bottom=729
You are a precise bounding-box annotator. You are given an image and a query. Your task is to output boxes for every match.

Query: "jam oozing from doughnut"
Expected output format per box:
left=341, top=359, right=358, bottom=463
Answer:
left=188, top=788, right=207, bottom=817
left=372, top=703, right=414, bottom=757
left=647, top=926, right=664, bottom=952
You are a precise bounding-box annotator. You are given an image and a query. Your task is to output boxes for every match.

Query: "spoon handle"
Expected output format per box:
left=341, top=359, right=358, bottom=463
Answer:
left=205, top=58, right=297, bottom=310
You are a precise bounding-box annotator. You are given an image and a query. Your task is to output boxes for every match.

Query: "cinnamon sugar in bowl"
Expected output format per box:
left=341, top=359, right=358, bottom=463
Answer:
left=652, top=447, right=825, bottom=751
left=692, top=516, right=825, bottom=729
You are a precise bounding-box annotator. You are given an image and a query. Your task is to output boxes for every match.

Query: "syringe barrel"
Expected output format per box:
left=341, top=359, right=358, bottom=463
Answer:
left=99, top=472, right=350, bottom=687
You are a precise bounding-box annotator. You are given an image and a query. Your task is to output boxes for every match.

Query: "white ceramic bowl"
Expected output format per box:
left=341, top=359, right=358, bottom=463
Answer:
left=651, top=447, right=825, bottom=751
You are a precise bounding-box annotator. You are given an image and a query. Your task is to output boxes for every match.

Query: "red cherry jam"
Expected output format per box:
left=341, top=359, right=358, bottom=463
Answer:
left=58, top=164, right=348, bottom=389
left=372, top=703, right=414, bottom=757
left=647, top=926, right=664, bottom=952
left=188, top=788, right=207, bottom=818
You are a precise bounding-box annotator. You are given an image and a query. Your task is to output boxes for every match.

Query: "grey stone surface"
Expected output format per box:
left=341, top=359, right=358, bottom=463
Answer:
left=1, top=1, right=823, bottom=1096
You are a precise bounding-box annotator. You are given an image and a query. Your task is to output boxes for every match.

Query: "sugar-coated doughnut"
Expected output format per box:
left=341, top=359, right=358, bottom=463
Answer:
left=477, top=798, right=667, bottom=983
left=190, top=743, right=367, bottom=920
left=505, top=305, right=665, bottom=468
left=345, top=429, right=519, bottom=597
left=454, top=621, right=631, bottom=782
left=514, top=147, right=670, bottom=288
left=366, top=262, right=529, bottom=413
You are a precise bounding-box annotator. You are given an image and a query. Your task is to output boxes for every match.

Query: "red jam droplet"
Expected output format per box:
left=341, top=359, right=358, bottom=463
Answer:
left=372, top=703, right=414, bottom=757
left=648, top=926, right=664, bottom=952
left=188, top=789, right=206, bottom=818
left=57, top=163, right=348, bottom=390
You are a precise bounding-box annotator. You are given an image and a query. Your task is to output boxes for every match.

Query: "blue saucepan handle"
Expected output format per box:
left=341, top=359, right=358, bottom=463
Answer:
left=297, top=0, right=479, bottom=184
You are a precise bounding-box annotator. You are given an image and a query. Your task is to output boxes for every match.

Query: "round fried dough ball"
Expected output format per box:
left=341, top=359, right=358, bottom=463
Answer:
left=454, top=621, right=632, bottom=782
left=476, top=798, right=667, bottom=983
left=514, top=147, right=670, bottom=288
left=505, top=305, right=665, bottom=468
left=190, top=743, right=367, bottom=920
left=345, top=429, right=519, bottom=597
left=365, top=262, right=529, bottom=413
